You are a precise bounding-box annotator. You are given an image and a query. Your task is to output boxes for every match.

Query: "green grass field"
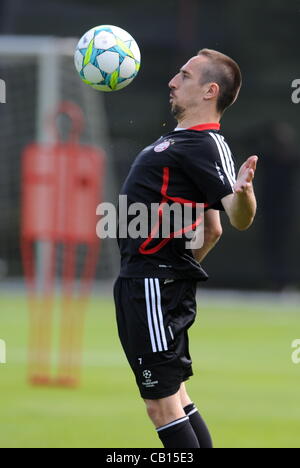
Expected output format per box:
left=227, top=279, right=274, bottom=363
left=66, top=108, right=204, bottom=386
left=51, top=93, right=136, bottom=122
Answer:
left=0, top=291, right=300, bottom=448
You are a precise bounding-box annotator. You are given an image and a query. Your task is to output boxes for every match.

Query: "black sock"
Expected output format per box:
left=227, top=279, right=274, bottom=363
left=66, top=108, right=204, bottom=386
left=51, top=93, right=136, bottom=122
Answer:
left=184, top=403, right=213, bottom=448
left=157, top=416, right=200, bottom=448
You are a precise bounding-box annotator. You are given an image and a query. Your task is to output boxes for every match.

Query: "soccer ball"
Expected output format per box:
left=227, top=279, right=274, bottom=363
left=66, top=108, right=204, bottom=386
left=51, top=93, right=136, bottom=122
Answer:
left=74, top=25, right=141, bottom=92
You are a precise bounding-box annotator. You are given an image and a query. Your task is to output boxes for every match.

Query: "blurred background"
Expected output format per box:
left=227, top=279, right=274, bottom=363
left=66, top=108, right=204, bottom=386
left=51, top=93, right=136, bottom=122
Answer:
left=0, top=0, right=299, bottom=449
left=0, top=0, right=299, bottom=290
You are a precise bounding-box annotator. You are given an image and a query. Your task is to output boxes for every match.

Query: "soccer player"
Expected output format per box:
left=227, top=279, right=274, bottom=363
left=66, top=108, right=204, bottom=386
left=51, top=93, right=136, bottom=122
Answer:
left=114, top=49, right=258, bottom=448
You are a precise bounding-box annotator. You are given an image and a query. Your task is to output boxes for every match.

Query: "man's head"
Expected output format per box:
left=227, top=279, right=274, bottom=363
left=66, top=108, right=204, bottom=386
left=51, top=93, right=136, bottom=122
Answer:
left=169, top=49, right=242, bottom=122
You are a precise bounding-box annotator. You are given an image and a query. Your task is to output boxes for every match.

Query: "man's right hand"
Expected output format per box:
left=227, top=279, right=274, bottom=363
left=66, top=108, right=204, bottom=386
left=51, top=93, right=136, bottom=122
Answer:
left=221, top=156, right=258, bottom=231
left=234, top=156, right=258, bottom=194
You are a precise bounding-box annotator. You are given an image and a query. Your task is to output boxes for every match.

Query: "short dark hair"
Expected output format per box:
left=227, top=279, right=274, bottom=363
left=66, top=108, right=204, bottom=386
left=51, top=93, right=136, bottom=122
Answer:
left=197, top=48, right=242, bottom=114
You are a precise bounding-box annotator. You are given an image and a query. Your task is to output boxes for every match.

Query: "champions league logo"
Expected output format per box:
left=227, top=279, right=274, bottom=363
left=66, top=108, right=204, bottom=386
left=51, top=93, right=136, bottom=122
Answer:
left=143, top=370, right=152, bottom=379
left=142, top=369, right=158, bottom=389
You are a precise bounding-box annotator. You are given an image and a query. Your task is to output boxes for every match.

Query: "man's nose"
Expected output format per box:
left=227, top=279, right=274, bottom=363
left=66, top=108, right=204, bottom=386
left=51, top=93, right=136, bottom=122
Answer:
left=168, top=75, right=178, bottom=89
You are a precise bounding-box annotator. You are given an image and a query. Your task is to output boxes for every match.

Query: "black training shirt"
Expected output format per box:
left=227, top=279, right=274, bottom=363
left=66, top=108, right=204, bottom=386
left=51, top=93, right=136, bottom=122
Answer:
left=117, top=123, right=236, bottom=280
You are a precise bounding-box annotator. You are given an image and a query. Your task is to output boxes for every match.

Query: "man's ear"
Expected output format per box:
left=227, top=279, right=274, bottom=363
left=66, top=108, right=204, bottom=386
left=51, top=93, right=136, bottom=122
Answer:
left=203, top=82, right=219, bottom=101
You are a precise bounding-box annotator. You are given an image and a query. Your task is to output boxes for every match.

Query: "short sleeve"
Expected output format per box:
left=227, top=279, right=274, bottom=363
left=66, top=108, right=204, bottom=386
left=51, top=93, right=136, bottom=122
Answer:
left=181, top=132, right=236, bottom=210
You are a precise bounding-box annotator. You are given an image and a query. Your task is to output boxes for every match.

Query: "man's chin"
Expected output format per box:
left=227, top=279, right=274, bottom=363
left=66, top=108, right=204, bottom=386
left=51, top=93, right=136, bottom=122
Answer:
left=171, top=104, right=185, bottom=121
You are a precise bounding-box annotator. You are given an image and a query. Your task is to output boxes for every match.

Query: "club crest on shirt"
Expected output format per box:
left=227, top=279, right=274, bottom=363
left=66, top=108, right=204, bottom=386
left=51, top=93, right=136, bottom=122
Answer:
left=154, top=139, right=175, bottom=153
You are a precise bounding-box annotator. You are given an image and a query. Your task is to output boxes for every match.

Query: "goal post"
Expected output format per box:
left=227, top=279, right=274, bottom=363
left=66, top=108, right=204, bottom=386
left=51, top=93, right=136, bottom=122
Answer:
left=0, top=35, right=119, bottom=281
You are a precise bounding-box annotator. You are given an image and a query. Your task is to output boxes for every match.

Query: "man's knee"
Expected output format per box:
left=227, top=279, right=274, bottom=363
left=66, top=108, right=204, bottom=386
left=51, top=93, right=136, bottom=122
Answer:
left=145, top=399, right=160, bottom=425
left=144, top=393, right=185, bottom=428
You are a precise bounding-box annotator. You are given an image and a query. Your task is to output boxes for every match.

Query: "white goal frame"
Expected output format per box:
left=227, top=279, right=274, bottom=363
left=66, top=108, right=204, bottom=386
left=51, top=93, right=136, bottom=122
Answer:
left=0, top=35, right=119, bottom=285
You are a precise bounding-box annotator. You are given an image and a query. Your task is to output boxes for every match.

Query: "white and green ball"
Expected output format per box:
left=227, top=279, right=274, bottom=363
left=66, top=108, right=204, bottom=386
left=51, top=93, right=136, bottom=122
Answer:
left=74, top=25, right=141, bottom=92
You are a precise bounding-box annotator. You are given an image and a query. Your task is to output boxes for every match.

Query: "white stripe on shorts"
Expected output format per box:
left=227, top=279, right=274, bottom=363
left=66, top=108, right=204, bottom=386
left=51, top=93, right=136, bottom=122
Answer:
left=144, top=278, right=168, bottom=353
left=149, top=278, right=163, bottom=352
left=144, top=278, right=157, bottom=353
left=154, top=278, right=168, bottom=351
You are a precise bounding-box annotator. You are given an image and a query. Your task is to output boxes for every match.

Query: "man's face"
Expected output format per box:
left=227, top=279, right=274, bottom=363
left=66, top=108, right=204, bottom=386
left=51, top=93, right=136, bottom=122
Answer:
left=168, top=55, right=210, bottom=120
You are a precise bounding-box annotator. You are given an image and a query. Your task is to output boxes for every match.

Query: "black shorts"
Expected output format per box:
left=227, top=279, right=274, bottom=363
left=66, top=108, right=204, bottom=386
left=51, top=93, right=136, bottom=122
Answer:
left=113, top=276, right=198, bottom=399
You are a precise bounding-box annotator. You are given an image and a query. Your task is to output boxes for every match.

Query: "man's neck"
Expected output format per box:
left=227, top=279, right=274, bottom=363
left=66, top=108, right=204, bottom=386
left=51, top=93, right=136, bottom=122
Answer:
left=177, top=112, right=221, bottom=129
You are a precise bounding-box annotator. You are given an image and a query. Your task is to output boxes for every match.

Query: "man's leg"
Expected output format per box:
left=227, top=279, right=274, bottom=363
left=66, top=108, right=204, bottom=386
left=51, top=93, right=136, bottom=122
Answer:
left=144, top=390, right=199, bottom=448
left=180, top=383, right=213, bottom=448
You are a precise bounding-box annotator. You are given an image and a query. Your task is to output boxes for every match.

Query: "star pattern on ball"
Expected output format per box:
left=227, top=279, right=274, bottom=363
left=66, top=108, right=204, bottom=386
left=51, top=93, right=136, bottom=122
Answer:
left=75, top=25, right=141, bottom=92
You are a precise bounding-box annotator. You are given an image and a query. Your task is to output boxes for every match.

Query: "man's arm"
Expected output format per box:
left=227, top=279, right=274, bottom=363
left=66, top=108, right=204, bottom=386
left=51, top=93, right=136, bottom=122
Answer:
left=222, top=155, right=258, bottom=231
left=193, top=209, right=223, bottom=263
